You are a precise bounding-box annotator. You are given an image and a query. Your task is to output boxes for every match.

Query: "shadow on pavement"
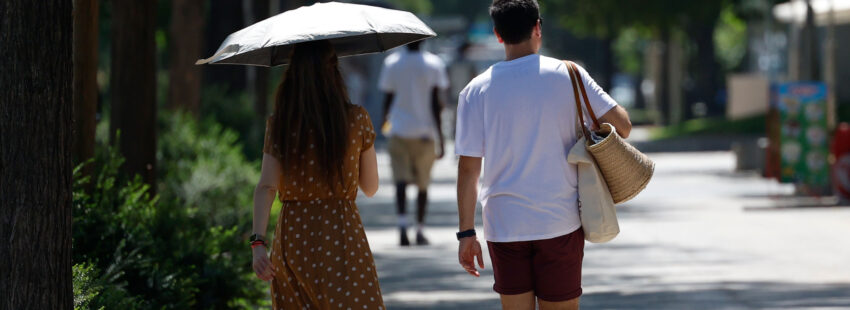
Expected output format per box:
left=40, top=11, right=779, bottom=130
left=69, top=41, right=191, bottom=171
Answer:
left=582, top=281, right=850, bottom=310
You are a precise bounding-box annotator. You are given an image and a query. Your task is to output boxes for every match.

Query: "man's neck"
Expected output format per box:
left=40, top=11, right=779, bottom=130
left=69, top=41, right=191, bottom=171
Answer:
left=504, top=41, right=537, bottom=61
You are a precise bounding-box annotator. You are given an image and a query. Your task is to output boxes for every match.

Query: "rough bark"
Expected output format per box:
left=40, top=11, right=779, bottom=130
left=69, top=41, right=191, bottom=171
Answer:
left=0, top=0, right=74, bottom=309
left=204, top=0, right=246, bottom=93
left=110, top=0, right=157, bottom=190
left=169, top=0, right=204, bottom=116
left=73, top=0, right=99, bottom=175
left=253, top=0, right=271, bottom=119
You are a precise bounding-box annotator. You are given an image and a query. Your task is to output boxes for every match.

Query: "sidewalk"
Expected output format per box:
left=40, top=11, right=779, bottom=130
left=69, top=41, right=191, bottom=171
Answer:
left=355, top=147, right=850, bottom=309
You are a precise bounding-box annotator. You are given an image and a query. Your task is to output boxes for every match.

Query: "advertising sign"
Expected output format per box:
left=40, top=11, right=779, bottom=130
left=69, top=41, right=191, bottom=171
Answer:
left=773, top=82, right=829, bottom=190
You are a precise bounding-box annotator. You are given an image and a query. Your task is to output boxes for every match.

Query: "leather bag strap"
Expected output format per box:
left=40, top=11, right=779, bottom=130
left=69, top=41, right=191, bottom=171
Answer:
left=564, top=60, right=601, bottom=139
left=565, top=61, right=601, bottom=131
left=566, top=61, right=591, bottom=139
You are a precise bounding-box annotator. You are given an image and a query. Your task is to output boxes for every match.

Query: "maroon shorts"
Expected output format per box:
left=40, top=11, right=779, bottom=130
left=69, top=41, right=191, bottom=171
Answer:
left=486, top=228, right=585, bottom=302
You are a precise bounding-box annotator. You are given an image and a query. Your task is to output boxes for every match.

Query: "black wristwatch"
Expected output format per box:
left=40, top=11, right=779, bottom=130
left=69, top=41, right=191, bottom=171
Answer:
left=456, top=229, right=476, bottom=240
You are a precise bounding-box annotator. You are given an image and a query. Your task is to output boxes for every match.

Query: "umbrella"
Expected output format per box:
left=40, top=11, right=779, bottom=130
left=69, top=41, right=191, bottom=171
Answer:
left=196, top=1, right=436, bottom=67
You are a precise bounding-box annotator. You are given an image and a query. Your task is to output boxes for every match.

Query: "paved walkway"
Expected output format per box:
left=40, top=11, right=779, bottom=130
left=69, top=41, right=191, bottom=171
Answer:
left=355, top=147, right=850, bottom=309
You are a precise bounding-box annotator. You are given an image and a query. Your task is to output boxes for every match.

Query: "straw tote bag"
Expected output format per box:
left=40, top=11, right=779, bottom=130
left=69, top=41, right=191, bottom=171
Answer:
left=564, top=61, right=654, bottom=204
left=564, top=61, right=654, bottom=243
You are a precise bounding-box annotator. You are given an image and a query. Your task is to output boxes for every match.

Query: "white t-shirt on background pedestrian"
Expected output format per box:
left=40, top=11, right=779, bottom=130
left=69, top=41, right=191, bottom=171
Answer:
left=379, top=49, right=449, bottom=139
left=455, top=54, right=618, bottom=242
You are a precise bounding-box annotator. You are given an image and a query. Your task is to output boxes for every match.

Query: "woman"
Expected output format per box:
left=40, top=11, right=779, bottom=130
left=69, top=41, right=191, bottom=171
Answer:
left=251, top=40, right=383, bottom=309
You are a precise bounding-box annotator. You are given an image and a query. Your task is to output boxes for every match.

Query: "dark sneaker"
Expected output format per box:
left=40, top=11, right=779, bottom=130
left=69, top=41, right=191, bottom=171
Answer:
left=416, top=231, right=429, bottom=246
left=400, top=228, right=410, bottom=246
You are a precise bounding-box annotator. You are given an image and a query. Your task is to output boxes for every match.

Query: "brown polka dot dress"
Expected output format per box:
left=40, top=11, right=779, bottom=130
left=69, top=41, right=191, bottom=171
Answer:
left=263, top=105, right=384, bottom=309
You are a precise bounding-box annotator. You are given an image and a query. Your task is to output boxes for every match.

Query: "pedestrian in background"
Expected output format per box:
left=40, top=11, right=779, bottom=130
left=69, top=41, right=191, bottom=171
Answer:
left=251, top=40, right=384, bottom=309
left=379, top=39, right=449, bottom=246
left=454, top=0, right=632, bottom=309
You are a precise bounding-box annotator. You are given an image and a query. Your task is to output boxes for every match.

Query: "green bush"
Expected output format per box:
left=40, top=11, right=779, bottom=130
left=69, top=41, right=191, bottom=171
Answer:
left=73, top=262, right=141, bottom=310
left=72, top=116, right=267, bottom=309
left=157, top=111, right=260, bottom=230
left=200, top=85, right=265, bottom=161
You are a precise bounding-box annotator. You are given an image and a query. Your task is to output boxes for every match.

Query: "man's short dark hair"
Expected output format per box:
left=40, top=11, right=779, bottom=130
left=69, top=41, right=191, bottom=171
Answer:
left=489, top=0, right=540, bottom=44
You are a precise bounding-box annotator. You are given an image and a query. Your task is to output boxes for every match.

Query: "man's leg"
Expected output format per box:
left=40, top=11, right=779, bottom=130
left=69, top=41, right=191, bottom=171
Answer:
left=415, top=188, right=428, bottom=245
left=500, top=292, right=535, bottom=310
left=388, top=137, right=413, bottom=246
left=538, top=297, right=579, bottom=310
left=412, top=138, right=436, bottom=245
left=396, top=182, right=410, bottom=246
left=532, top=229, right=585, bottom=310
left=488, top=240, right=535, bottom=310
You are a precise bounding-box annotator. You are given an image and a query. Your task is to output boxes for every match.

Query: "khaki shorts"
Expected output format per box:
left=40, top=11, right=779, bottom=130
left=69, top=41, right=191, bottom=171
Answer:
left=387, top=136, right=436, bottom=189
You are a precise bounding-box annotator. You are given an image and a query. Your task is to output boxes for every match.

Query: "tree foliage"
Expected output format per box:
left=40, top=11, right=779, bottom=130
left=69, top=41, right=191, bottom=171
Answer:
left=383, top=0, right=433, bottom=14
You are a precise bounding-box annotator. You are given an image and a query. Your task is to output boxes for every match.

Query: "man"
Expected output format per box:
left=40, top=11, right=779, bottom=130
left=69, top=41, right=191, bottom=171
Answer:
left=454, top=1, right=632, bottom=309
left=379, top=39, right=449, bottom=246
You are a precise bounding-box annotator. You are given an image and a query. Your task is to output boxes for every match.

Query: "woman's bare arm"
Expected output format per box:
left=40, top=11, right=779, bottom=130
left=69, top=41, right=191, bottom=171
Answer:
left=253, top=154, right=282, bottom=237
left=252, top=153, right=281, bottom=281
left=358, top=145, right=379, bottom=197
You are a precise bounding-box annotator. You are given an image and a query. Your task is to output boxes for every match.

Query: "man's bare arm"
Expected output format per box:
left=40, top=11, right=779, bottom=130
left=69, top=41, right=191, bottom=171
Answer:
left=457, top=156, right=481, bottom=230
left=457, top=156, right=484, bottom=277
left=382, top=92, right=394, bottom=126
left=431, top=87, right=445, bottom=158
left=598, top=105, right=632, bottom=139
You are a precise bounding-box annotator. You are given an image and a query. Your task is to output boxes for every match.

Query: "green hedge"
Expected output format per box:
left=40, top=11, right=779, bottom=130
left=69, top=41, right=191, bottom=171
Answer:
left=650, top=115, right=766, bottom=140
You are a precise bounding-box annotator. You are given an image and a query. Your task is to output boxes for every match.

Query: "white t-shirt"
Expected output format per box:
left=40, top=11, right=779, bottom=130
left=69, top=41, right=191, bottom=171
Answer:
left=455, top=54, right=618, bottom=242
left=379, top=50, right=449, bottom=139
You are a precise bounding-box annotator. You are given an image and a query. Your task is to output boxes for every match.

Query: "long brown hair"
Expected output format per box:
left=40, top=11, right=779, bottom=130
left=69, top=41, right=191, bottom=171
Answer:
left=269, top=40, right=351, bottom=189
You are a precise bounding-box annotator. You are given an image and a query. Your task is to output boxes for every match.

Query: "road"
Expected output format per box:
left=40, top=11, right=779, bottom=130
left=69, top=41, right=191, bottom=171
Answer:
left=355, top=147, right=850, bottom=309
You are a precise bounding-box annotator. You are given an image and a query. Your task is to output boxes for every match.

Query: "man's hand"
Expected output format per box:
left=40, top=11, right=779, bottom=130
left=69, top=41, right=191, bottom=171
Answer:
left=458, top=236, right=485, bottom=277
left=381, top=121, right=391, bottom=136
left=252, top=246, right=276, bottom=281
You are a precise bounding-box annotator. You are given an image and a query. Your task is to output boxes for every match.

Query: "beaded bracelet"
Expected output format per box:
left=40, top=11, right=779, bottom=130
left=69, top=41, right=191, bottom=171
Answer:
left=250, top=240, right=266, bottom=249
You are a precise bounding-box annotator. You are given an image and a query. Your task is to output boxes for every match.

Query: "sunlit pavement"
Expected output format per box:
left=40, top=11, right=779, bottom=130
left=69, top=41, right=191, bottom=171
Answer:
left=355, top=145, right=850, bottom=309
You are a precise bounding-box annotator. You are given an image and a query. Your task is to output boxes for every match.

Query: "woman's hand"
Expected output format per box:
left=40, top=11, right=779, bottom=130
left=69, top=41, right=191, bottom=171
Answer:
left=252, top=246, right=276, bottom=281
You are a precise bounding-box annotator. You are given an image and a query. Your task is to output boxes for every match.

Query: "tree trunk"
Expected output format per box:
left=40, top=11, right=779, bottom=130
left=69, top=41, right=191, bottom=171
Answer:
left=692, top=21, right=721, bottom=118
left=169, top=0, right=204, bottom=116
left=110, top=0, right=157, bottom=190
left=0, top=0, right=74, bottom=309
left=600, top=35, right=615, bottom=91
left=689, top=6, right=723, bottom=119
left=73, top=0, right=99, bottom=177
left=253, top=0, right=271, bottom=119
left=800, top=0, right=820, bottom=81
left=658, top=27, right=671, bottom=125
left=282, top=0, right=309, bottom=10
left=204, top=0, right=246, bottom=93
